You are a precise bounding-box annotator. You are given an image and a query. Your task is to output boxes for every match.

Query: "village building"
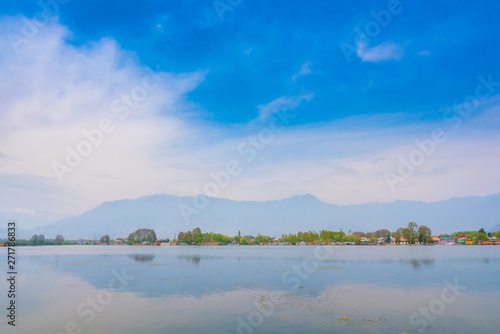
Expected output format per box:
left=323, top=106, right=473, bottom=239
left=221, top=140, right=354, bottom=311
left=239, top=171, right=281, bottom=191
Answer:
left=439, top=236, right=455, bottom=245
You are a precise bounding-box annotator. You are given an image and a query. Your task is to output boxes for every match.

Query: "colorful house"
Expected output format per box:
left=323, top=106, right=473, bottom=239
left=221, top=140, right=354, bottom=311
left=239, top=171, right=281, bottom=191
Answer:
left=432, top=236, right=440, bottom=243
left=464, top=238, right=476, bottom=245
left=439, top=237, right=455, bottom=245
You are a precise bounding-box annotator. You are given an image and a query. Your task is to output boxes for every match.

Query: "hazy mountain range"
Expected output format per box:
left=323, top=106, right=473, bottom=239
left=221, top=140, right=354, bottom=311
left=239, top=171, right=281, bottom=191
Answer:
left=2, top=193, right=499, bottom=240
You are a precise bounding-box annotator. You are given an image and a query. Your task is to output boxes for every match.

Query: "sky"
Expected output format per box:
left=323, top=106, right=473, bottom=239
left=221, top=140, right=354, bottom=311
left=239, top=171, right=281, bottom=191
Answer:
left=1, top=0, right=500, bottom=218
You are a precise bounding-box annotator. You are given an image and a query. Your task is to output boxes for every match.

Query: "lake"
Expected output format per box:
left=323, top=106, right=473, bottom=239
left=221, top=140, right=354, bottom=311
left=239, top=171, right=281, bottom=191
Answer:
left=1, top=245, right=499, bottom=333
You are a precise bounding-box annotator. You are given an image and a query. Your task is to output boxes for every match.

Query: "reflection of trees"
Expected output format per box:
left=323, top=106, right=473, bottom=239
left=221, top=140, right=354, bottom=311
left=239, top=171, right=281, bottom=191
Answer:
left=128, top=254, right=155, bottom=263
left=178, top=255, right=201, bottom=265
left=409, top=258, right=435, bottom=269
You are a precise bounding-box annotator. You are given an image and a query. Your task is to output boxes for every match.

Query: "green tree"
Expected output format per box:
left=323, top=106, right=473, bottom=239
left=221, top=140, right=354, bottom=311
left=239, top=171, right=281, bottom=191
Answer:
left=55, top=235, right=65, bottom=245
left=451, top=231, right=476, bottom=239
left=392, top=228, right=405, bottom=243
left=345, top=234, right=360, bottom=243
left=406, top=222, right=419, bottom=244
left=99, top=235, right=110, bottom=244
left=281, top=233, right=298, bottom=245
left=181, top=231, right=193, bottom=244
left=374, top=229, right=390, bottom=238
left=221, top=235, right=232, bottom=244
left=254, top=234, right=270, bottom=244
left=127, top=229, right=157, bottom=244
left=38, top=234, right=46, bottom=245
left=177, top=231, right=185, bottom=242
left=30, top=234, right=39, bottom=246
left=192, top=227, right=202, bottom=242
left=479, top=228, right=486, bottom=235
left=402, top=228, right=410, bottom=243
left=393, top=228, right=404, bottom=237
left=384, top=233, right=391, bottom=243
left=418, top=225, right=432, bottom=244
left=476, top=232, right=489, bottom=241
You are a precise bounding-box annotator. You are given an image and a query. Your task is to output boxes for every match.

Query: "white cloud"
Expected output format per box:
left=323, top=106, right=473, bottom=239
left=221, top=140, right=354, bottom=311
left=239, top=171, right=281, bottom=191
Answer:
left=0, top=17, right=206, bottom=213
left=418, top=50, right=431, bottom=56
left=356, top=39, right=404, bottom=62
left=291, top=61, right=312, bottom=81
left=256, top=93, right=313, bottom=122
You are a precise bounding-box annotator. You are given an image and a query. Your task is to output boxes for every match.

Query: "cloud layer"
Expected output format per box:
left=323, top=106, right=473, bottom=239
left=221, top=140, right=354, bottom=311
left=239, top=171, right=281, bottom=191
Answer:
left=1, top=17, right=500, bottom=218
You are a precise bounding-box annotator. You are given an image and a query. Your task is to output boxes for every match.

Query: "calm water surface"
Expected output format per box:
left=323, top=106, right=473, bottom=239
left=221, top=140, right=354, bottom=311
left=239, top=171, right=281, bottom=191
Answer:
left=1, top=245, right=499, bottom=333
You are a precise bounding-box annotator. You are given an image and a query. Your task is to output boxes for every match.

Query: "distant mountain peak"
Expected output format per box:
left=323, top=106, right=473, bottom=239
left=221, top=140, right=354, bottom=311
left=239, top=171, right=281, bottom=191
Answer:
left=488, top=224, right=500, bottom=232
left=138, top=193, right=180, bottom=200
left=14, top=192, right=500, bottom=240
left=287, top=194, right=320, bottom=201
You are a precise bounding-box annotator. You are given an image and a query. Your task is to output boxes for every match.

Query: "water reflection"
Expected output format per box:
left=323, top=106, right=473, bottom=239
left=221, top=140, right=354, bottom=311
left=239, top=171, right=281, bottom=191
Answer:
left=407, top=258, right=435, bottom=269
left=178, top=255, right=201, bottom=265
left=128, top=254, right=155, bottom=262
left=3, top=269, right=499, bottom=334
left=5, top=246, right=500, bottom=333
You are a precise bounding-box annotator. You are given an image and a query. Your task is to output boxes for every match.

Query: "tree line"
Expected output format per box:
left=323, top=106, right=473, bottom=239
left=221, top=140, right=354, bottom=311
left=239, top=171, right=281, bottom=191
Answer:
left=175, top=223, right=432, bottom=245
left=29, top=234, right=65, bottom=245
left=352, top=222, right=432, bottom=244
left=7, top=224, right=499, bottom=246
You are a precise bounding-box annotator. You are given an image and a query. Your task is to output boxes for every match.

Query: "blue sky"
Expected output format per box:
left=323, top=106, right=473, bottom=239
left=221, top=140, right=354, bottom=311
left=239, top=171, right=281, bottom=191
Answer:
left=4, top=0, right=499, bottom=123
left=1, top=0, right=500, bottom=218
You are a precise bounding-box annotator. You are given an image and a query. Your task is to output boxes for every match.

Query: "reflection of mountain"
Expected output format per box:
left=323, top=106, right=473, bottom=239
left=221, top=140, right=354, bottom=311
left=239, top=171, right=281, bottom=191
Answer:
left=23, top=192, right=500, bottom=239
left=12, top=258, right=500, bottom=334
left=26, top=247, right=500, bottom=299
